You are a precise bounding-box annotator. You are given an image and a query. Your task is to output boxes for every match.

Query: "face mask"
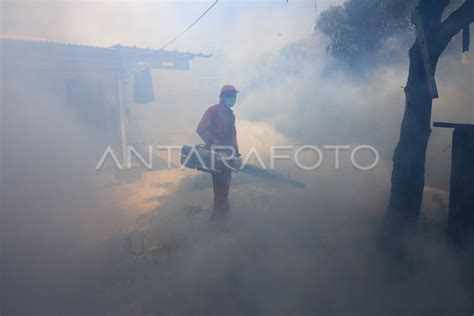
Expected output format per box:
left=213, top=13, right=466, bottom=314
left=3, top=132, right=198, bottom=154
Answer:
left=223, top=97, right=236, bottom=108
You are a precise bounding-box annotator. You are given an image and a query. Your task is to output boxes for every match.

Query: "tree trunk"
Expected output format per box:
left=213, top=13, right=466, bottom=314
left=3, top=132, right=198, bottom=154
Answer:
left=383, top=41, right=434, bottom=243
left=382, top=0, right=474, bottom=249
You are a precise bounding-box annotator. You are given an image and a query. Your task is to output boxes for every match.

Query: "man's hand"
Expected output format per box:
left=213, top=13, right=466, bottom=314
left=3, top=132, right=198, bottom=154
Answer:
left=232, top=156, right=242, bottom=173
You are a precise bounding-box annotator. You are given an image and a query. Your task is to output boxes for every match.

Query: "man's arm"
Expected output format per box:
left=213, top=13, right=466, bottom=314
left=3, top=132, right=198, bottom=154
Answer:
left=196, top=107, right=218, bottom=146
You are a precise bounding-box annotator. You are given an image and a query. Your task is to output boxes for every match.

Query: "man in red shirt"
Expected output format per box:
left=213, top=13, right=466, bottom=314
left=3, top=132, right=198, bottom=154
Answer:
left=197, top=85, right=240, bottom=223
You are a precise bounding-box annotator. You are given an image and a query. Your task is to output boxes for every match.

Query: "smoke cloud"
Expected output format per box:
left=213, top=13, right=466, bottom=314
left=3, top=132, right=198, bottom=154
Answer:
left=1, top=1, right=473, bottom=315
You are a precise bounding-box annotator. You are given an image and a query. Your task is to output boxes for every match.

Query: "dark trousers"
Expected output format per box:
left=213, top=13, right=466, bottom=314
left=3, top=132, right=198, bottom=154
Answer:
left=210, top=170, right=232, bottom=221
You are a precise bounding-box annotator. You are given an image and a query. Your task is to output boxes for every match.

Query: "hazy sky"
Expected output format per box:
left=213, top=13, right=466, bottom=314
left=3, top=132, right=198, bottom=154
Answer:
left=1, top=0, right=342, bottom=63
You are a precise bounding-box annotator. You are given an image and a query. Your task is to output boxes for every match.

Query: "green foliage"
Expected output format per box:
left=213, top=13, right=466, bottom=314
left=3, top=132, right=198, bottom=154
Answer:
left=317, top=0, right=417, bottom=61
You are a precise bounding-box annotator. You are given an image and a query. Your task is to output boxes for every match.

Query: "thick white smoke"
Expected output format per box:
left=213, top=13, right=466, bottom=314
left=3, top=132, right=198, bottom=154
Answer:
left=1, top=1, right=473, bottom=315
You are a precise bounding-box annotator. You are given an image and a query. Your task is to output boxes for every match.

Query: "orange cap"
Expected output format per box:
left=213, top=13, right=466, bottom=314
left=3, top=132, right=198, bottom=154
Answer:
left=220, top=85, right=239, bottom=94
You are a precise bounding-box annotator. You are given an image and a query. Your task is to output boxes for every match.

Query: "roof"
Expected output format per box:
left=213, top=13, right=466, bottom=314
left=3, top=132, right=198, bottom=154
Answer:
left=0, top=36, right=210, bottom=71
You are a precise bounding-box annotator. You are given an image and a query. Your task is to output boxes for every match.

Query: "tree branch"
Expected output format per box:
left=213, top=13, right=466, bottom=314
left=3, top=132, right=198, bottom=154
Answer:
left=439, top=0, right=474, bottom=49
left=418, top=0, right=450, bottom=28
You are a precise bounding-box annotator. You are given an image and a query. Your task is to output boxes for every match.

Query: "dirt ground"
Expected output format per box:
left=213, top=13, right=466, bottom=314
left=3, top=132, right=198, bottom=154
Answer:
left=2, top=169, right=473, bottom=316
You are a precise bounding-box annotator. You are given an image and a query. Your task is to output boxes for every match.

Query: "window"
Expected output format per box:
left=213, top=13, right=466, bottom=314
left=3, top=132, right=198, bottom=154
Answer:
left=66, top=79, right=106, bottom=129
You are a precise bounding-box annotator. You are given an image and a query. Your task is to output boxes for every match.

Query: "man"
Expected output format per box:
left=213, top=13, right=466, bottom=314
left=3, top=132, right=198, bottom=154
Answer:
left=197, top=85, right=240, bottom=223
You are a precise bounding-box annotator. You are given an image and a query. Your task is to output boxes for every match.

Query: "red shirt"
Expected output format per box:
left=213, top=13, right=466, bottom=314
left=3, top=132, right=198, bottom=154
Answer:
left=197, top=102, right=239, bottom=155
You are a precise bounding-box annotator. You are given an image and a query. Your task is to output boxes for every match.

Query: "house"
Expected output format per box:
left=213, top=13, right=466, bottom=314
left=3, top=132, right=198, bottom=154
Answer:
left=1, top=36, right=210, bottom=189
